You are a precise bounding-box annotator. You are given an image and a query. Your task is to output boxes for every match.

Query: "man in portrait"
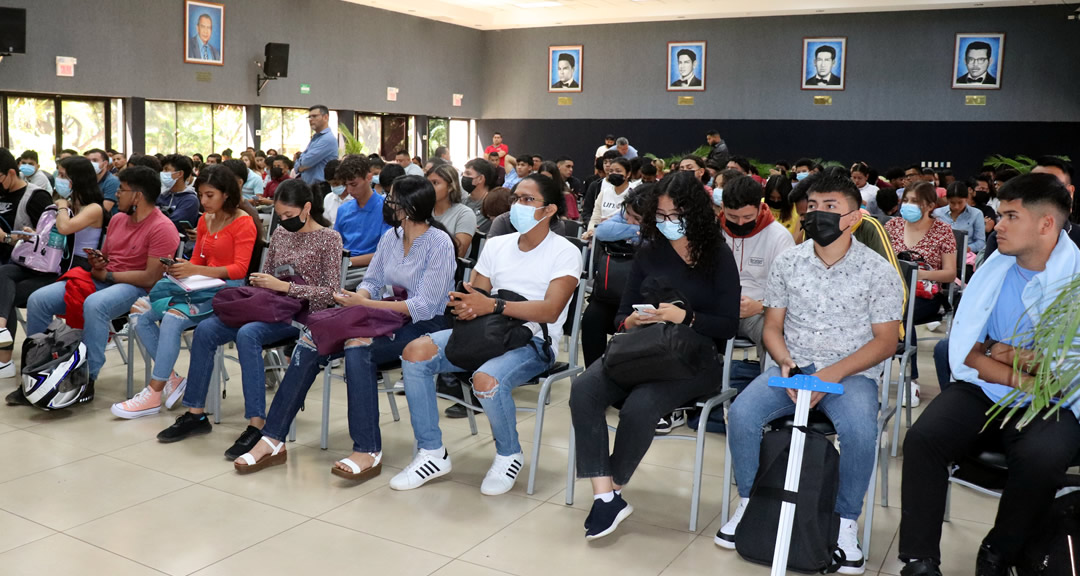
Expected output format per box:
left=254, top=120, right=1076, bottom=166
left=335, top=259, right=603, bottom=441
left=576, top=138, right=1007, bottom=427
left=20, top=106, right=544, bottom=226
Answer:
left=187, top=12, right=220, bottom=61
left=551, top=53, right=579, bottom=89
left=956, top=41, right=997, bottom=85
left=805, top=45, right=841, bottom=86
left=670, top=48, right=702, bottom=88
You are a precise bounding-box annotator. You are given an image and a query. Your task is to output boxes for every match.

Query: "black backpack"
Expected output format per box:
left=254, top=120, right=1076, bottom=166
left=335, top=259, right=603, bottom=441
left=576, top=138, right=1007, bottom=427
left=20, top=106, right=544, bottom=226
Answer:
left=735, top=426, right=842, bottom=574
left=590, top=241, right=635, bottom=305
left=1020, top=487, right=1080, bottom=575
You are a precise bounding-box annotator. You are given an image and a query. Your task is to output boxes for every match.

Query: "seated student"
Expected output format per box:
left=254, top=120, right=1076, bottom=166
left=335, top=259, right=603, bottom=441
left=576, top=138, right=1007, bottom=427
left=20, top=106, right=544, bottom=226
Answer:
left=479, top=186, right=511, bottom=235
left=226, top=175, right=457, bottom=476
left=583, top=157, right=633, bottom=240
left=376, top=162, right=405, bottom=196
left=852, top=162, right=880, bottom=212
left=581, top=184, right=653, bottom=368
left=111, top=166, right=256, bottom=419
left=261, top=155, right=292, bottom=204
left=875, top=186, right=900, bottom=225
left=709, top=168, right=743, bottom=215
left=156, top=180, right=342, bottom=457
left=17, top=150, right=53, bottom=193
left=884, top=182, right=957, bottom=406
left=157, top=154, right=200, bottom=232
left=427, top=163, right=476, bottom=258
left=502, top=155, right=529, bottom=190
left=320, top=159, right=346, bottom=225
left=718, top=173, right=903, bottom=575
left=720, top=175, right=795, bottom=347
left=0, top=148, right=54, bottom=266
left=582, top=150, right=622, bottom=224
left=764, top=174, right=801, bottom=240
left=391, top=174, right=581, bottom=495
left=933, top=182, right=986, bottom=254
left=24, top=166, right=179, bottom=403
left=540, top=160, right=579, bottom=221
left=898, top=173, right=1080, bottom=576
left=334, top=155, right=390, bottom=290
left=678, top=155, right=713, bottom=192
left=486, top=151, right=507, bottom=187
left=0, top=155, right=104, bottom=391
left=570, top=172, right=740, bottom=540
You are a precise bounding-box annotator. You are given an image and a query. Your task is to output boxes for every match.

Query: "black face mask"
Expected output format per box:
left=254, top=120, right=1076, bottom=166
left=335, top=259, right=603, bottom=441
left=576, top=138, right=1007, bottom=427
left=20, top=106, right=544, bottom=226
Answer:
left=461, top=176, right=476, bottom=194
left=270, top=167, right=284, bottom=180
left=973, top=190, right=991, bottom=206
left=765, top=198, right=782, bottom=210
left=382, top=203, right=402, bottom=228
left=802, top=210, right=854, bottom=247
left=607, top=174, right=626, bottom=187
left=278, top=213, right=306, bottom=233
left=726, top=218, right=756, bottom=237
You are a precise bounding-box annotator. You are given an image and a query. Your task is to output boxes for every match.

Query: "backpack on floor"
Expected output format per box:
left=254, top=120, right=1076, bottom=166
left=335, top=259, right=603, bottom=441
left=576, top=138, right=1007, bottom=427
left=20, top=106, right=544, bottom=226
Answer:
left=735, top=426, right=842, bottom=574
left=1020, top=486, right=1080, bottom=575
left=20, top=319, right=89, bottom=411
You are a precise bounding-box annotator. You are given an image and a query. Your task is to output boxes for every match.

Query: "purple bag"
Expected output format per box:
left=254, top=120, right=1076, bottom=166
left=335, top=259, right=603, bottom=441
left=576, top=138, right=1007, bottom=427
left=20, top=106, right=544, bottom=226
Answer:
left=305, top=292, right=409, bottom=356
left=211, top=284, right=309, bottom=328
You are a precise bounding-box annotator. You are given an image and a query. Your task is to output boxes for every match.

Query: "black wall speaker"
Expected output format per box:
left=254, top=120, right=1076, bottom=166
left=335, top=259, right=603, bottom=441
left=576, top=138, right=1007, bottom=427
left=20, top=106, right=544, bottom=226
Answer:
left=0, top=8, right=27, bottom=54
left=264, top=43, right=289, bottom=78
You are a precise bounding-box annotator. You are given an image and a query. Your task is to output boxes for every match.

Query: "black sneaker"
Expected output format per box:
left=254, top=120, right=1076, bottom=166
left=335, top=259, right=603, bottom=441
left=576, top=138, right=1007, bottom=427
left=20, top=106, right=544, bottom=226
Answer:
left=5, top=387, right=29, bottom=406
left=976, top=543, right=1010, bottom=576
left=900, top=559, right=942, bottom=576
left=585, top=493, right=634, bottom=540
left=224, top=426, right=263, bottom=460
left=655, top=415, right=673, bottom=435
left=669, top=409, right=687, bottom=431
left=77, top=379, right=95, bottom=404
left=157, top=412, right=212, bottom=443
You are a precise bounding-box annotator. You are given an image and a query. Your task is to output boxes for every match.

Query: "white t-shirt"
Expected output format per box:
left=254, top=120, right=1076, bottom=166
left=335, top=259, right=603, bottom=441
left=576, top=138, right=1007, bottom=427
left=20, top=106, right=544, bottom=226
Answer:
left=475, top=231, right=582, bottom=346
left=859, top=183, right=880, bottom=208
left=323, top=192, right=346, bottom=225
left=594, top=145, right=610, bottom=158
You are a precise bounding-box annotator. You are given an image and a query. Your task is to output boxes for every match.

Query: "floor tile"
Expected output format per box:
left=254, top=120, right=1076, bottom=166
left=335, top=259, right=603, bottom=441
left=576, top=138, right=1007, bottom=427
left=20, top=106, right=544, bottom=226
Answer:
left=191, top=519, right=449, bottom=576
left=311, top=411, right=491, bottom=470
left=0, top=509, right=54, bottom=555
left=0, top=533, right=163, bottom=576
left=446, top=436, right=572, bottom=502
left=0, top=429, right=93, bottom=484
left=68, top=484, right=305, bottom=576
left=107, top=424, right=242, bottom=483
left=27, top=404, right=176, bottom=453
left=429, top=560, right=515, bottom=576
left=319, top=481, right=541, bottom=557
left=0, top=454, right=189, bottom=531
left=880, top=515, right=988, bottom=575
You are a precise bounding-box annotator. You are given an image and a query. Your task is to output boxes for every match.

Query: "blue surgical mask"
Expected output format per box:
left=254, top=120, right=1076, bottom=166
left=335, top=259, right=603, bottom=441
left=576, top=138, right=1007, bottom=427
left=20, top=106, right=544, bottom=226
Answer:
left=795, top=171, right=809, bottom=181
left=711, top=188, right=724, bottom=207
left=18, top=164, right=34, bottom=178
left=900, top=204, right=923, bottom=223
left=509, top=202, right=542, bottom=234
left=160, top=171, right=176, bottom=192
left=54, top=177, right=73, bottom=199
left=656, top=219, right=685, bottom=241
left=331, top=184, right=346, bottom=197
left=372, top=174, right=380, bottom=186
left=91, top=161, right=104, bottom=174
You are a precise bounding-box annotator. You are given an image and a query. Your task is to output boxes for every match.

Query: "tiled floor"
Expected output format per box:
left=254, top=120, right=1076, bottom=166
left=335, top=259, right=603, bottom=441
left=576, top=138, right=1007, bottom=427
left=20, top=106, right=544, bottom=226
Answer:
left=0, top=330, right=1001, bottom=576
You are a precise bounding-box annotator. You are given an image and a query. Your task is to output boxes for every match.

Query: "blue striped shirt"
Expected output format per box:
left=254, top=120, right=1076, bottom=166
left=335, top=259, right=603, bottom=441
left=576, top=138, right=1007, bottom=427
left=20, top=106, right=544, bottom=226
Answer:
left=359, top=227, right=456, bottom=322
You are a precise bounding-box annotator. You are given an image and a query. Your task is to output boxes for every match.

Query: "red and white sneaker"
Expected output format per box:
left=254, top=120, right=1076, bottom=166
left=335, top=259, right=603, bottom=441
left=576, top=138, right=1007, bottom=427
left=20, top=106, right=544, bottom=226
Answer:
left=162, top=373, right=187, bottom=410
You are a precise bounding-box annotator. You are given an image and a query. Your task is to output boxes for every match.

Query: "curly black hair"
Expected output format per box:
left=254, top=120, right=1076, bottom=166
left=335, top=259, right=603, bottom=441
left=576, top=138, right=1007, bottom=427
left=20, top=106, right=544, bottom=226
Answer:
left=640, top=171, right=723, bottom=271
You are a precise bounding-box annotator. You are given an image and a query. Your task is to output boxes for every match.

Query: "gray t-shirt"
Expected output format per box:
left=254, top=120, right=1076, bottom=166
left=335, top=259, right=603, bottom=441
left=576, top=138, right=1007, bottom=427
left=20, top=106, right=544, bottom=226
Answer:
left=463, top=196, right=489, bottom=230
left=763, top=238, right=903, bottom=381
left=433, top=202, right=477, bottom=239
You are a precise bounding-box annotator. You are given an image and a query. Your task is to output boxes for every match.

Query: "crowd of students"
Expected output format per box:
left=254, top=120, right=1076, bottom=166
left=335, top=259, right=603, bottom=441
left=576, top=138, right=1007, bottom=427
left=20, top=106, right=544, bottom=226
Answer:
left=1, top=117, right=1078, bottom=576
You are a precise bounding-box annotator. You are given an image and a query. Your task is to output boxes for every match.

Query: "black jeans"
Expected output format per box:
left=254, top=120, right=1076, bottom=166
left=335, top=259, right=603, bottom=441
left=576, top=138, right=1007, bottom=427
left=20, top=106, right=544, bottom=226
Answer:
left=581, top=299, right=619, bottom=368
left=0, top=263, right=58, bottom=350
left=898, top=382, right=1080, bottom=564
left=569, top=356, right=721, bottom=486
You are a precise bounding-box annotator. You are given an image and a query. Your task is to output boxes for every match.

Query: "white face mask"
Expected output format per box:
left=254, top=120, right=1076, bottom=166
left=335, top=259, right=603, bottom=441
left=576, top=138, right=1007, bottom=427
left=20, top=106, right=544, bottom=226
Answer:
left=91, top=160, right=104, bottom=174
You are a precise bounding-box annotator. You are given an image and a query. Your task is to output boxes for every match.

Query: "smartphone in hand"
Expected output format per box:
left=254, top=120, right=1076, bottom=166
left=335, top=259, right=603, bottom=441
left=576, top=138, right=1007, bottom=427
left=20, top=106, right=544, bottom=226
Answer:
left=160, top=257, right=176, bottom=267
left=632, top=304, right=657, bottom=316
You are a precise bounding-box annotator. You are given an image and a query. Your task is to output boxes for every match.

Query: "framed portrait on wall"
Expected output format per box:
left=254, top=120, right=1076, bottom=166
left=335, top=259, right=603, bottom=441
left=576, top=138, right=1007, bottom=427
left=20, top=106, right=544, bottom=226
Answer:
left=184, top=0, right=225, bottom=66
left=667, top=41, right=706, bottom=91
left=952, top=33, right=1003, bottom=89
left=801, top=37, right=846, bottom=91
left=549, top=45, right=583, bottom=93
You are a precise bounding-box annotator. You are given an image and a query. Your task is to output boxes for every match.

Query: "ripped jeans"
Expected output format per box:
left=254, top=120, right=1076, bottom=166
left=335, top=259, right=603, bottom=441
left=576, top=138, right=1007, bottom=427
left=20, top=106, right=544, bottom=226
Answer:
left=130, top=298, right=197, bottom=382
left=401, top=329, right=554, bottom=457
left=260, top=317, right=447, bottom=453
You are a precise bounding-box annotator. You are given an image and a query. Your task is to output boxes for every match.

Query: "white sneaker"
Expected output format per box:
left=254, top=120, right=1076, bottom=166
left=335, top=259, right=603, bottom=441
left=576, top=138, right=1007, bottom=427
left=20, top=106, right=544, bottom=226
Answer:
left=162, top=373, right=187, bottom=410
left=902, top=380, right=921, bottom=408
left=714, top=497, right=748, bottom=549
left=836, top=518, right=866, bottom=574
left=480, top=452, right=524, bottom=496
left=925, top=321, right=942, bottom=333
left=389, top=448, right=452, bottom=491
left=0, top=360, right=15, bottom=379
left=0, top=328, right=12, bottom=346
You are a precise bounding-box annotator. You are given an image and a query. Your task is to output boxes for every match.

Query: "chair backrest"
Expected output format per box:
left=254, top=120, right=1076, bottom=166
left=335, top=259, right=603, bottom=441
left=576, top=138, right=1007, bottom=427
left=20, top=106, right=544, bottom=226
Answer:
left=339, top=249, right=350, bottom=291
left=953, top=229, right=969, bottom=284
left=561, top=240, right=589, bottom=368
left=561, top=219, right=583, bottom=239
left=175, top=233, right=185, bottom=259
left=897, top=260, right=920, bottom=348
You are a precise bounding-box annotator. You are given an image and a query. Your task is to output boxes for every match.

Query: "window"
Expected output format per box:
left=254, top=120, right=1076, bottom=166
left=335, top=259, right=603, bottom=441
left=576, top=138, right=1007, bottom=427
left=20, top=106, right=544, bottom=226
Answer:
left=61, top=99, right=106, bottom=155
left=3, top=94, right=123, bottom=174
left=6, top=96, right=57, bottom=173
left=111, top=99, right=126, bottom=155
left=261, top=107, right=338, bottom=157
left=381, top=116, right=408, bottom=159
left=449, top=119, right=469, bottom=171
left=282, top=108, right=310, bottom=157
left=356, top=114, right=381, bottom=156
left=261, top=108, right=283, bottom=154
left=145, top=100, right=249, bottom=156
left=428, top=117, right=448, bottom=160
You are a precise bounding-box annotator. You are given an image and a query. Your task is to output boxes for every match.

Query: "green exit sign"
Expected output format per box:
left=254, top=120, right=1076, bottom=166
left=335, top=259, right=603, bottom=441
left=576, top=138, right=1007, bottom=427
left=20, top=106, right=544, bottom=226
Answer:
left=300, top=84, right=311, bottom=94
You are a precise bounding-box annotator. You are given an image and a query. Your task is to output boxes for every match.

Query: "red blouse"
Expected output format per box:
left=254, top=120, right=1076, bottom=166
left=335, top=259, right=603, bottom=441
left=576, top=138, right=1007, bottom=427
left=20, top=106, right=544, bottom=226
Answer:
left=884, top=217, right=956, bottom=271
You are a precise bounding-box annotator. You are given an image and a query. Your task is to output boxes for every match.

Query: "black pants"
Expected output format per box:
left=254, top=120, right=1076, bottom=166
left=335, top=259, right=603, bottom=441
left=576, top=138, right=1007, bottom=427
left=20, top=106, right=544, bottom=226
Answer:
left=569, top=357, right=721, bottom=486
left=899, top=382, right=1080, bottom=564
left=909, top=296, right=943, bottom=380
left=581, top=299, right=619, bottom=368
left=0, top=263, right=57, bottom=350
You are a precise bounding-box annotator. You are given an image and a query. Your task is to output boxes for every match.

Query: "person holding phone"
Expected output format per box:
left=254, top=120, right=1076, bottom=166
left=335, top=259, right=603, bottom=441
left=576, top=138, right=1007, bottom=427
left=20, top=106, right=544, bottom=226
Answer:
left=569, top=171, right=740, bottom=540
left=111, top=165, right=256, bottom=419
left=0, top=155, right=104, bottom=398
left=155, top=179, right=342, bottom=461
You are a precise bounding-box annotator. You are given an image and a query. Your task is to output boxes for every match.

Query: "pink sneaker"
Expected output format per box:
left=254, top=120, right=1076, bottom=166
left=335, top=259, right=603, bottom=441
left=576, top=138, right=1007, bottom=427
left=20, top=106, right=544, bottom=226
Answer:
left=162, top=373, right=187, bottom=410
left=111, top=387, right=162, bottom=419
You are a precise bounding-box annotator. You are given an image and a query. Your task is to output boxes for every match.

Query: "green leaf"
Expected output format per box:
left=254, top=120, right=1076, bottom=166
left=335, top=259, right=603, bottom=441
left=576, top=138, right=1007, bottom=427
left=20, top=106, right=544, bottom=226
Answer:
left=338, top=123, right=364, bottom=156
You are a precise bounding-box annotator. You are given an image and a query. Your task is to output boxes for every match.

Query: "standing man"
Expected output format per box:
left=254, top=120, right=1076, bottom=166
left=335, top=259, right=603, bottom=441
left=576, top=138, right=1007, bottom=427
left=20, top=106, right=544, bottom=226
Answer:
left=484, top=132, right=509, bottom=168
left=85, top=148, right=119, bottom=213
left=295, top=105, right=338, bottom=185
left=806, top=45, right=842, bottom=86
left=706, top=130, right=730, bottom=168
left=955, top=41, right=997, bottom=85
left=670, top=49, right=702, bottom=87
left=187, top=13, right=220, bottom=61
left=595, top=134, right=615, bottom=160
left=551, top=53, right=579, bottom=89
left=614, top=137, right=638, bottom=160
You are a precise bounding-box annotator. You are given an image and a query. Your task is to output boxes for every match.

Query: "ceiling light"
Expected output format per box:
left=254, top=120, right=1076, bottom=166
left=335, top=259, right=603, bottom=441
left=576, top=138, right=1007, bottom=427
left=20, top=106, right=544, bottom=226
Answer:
left=514, top=1, right=562, bottom=7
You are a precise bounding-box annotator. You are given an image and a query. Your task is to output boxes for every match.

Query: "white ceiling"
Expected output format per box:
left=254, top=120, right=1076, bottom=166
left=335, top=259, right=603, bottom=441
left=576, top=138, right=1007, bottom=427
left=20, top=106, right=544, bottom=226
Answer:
left=346, top=0, right=1053, bottom=29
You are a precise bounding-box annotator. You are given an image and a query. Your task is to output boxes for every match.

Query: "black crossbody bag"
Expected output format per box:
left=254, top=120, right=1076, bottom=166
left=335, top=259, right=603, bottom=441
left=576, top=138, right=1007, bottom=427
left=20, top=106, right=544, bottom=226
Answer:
left=444, top=287, right=551, bottom=372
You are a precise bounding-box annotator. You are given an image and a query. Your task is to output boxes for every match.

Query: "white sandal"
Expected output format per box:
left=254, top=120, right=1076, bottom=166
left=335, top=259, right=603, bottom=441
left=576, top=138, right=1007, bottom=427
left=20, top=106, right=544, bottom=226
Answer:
left=331, top=452, right=382, bottom=481
left=234, top=436, right=287, bottom=474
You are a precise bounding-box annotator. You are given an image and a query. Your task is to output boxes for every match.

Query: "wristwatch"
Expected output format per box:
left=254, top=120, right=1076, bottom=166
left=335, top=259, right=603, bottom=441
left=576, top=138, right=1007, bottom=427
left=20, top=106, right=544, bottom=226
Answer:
left=493, top=298, right=506, bottom=315
left=105, top=271, right=115, bottom=284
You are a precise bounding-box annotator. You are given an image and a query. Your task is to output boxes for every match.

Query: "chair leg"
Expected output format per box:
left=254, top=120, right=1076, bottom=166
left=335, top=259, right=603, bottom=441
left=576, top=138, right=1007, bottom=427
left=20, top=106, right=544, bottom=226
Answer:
left=288, top=418, right=297, bottom=442
left=864, top=434, right=879, bottom=557
left=383, top=370, right=401, bottom=422
left=565, top=423, right=576, bottom=506
left=461, top=381, right=478, bottom=436
left=880, top=427, right=890, bottom=508
left=944, top=482, right=952, bottom=522
left=892, top=356, right=909, bottom=458
left=126, top=328, right=137, bottom=399
left=527, top=376, right=553, bottom=496
left=212, top=347, right=224, bottom=424
left=689, top=402, right=712, bottom=533
left=721, top=433, right=734, bottom=525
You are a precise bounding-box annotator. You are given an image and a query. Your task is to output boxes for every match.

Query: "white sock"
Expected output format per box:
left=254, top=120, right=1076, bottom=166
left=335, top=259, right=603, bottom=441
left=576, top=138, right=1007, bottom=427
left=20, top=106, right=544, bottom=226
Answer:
left=420, top=446, right=445, bottom=458
left=594, top=491, right=614, bottom=502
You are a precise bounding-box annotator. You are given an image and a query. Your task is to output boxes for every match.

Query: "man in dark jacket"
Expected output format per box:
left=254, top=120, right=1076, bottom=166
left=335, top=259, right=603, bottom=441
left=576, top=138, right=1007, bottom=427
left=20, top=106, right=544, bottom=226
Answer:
left=706, top=130, right=730, bottom=168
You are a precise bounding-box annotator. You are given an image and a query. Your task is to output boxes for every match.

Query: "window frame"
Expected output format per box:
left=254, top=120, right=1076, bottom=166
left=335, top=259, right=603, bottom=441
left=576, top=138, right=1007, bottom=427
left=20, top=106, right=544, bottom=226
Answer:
left=1, top=91, right=123, bottom=164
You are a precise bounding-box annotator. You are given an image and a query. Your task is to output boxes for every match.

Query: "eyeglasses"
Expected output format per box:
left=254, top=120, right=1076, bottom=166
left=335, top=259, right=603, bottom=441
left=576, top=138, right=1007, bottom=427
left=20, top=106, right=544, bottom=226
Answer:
left=655, top=212, right=683, bottom=223
left=511, top=194, right=542, bottom=205
left=966, top=57, right=989, bottom=65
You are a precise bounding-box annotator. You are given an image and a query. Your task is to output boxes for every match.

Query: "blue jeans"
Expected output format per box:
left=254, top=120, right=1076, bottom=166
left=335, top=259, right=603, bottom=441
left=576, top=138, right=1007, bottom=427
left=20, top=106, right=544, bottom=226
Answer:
left=181, top=315, right=299, bottom=420
left=261, top=317, right=448, bottom=452
left=401, top=329, right=554, bottom=457
left=131, top=298, right=197, bottom=382
left=27, top=280, right=146, bottom=379
left=727, top=364, right=880, bottom=520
